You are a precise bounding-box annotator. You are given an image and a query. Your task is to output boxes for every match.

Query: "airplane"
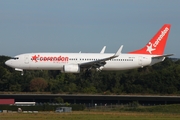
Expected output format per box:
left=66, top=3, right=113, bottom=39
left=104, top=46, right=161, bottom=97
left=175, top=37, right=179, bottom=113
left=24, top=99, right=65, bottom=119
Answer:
left=5, top=24, right=173, bottom=75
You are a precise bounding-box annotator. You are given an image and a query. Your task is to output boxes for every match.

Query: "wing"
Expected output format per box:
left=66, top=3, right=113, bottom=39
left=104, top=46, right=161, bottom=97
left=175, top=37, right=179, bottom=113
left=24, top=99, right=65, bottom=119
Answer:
left=79, top=45, right=123, bottom=69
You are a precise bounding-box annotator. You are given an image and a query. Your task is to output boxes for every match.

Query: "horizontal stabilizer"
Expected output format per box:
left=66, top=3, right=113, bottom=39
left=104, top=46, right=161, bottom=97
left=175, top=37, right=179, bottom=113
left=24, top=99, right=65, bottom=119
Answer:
left=152, top=54, right=174, bottom=58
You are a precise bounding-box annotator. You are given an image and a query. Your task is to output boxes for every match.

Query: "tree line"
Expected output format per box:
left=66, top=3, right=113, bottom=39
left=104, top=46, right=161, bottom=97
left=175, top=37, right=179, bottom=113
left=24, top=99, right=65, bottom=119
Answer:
left=0, top=55, right=180, bottom=95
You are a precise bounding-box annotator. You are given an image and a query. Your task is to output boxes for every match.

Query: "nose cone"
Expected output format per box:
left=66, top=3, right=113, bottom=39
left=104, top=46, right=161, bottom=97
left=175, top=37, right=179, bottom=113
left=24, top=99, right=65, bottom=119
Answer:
left=5, top=60, right=11, bottom=67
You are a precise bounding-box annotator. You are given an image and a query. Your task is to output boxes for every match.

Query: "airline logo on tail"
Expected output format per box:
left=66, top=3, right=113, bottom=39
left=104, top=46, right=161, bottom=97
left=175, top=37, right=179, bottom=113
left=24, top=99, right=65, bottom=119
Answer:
left=129, top=24, right=171, bottom=55
left=146, top=42, right=155, bottom=54
left=146, top=27, right=169, bottom=54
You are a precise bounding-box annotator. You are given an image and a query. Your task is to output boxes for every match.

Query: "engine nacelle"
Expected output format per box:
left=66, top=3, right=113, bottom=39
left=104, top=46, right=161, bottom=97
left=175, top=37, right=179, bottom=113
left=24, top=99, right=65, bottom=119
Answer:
left=63, top=64, right=80, bottom=73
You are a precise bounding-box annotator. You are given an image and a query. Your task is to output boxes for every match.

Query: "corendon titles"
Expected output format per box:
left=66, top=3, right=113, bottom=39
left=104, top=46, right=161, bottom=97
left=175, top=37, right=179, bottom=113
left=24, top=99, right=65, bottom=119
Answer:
left=153, top=27, right=169, bottom=48
left=31, top=55, right=69, bottom=62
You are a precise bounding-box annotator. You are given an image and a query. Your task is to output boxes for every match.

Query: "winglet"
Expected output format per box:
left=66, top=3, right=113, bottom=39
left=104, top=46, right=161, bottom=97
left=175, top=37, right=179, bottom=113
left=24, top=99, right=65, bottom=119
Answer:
left=100, top=46, right=106, bottom=53
left=114, top=45, right=123, bottom=57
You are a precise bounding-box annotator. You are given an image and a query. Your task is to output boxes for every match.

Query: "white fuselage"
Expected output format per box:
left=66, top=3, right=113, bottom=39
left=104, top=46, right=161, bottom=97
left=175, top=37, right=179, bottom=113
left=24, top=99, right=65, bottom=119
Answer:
left=5, top=53, right=164, bottom=72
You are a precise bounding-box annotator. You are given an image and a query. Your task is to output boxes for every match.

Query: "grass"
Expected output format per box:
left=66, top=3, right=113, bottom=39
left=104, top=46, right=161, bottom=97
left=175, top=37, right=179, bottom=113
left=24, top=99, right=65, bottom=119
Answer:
left=89, top=104, right=180, bottom=114
left=0, top=111, right=180, bottom=120
left=1, top=104, right=180, bottom=120
left=118, top=104, right=180, bottom=113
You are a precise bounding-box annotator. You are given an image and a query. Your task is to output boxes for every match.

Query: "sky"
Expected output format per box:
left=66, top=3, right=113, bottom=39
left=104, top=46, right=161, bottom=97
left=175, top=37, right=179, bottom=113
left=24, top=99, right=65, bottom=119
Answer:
left=0, top=0, right=180, bottom=57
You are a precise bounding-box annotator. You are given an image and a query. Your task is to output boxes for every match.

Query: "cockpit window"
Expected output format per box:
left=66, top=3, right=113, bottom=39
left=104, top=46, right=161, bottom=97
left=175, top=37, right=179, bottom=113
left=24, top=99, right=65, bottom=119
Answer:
left=11, top=57, right=19, bottom=60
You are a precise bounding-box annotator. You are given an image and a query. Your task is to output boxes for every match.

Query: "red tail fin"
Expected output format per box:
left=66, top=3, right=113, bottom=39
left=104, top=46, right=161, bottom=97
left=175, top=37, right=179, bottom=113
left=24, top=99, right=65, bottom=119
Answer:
left=129, top=24, right=171, bottom=55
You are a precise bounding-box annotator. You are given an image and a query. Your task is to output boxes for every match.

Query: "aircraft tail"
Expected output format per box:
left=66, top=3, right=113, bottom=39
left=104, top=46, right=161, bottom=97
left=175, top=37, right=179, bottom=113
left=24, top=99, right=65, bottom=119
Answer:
left=129, top=24, right=171, bottom=55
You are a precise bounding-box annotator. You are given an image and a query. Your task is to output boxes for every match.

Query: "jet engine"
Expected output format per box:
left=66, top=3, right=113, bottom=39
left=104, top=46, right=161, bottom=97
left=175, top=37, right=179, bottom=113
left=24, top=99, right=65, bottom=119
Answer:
left=63, top=64, right=80, bottom=73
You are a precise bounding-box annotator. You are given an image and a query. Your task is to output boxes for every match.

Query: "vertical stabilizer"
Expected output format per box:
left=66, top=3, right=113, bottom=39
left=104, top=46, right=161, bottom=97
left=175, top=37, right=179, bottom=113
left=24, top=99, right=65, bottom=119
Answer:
left=129, top=24, right=171, bottom=55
